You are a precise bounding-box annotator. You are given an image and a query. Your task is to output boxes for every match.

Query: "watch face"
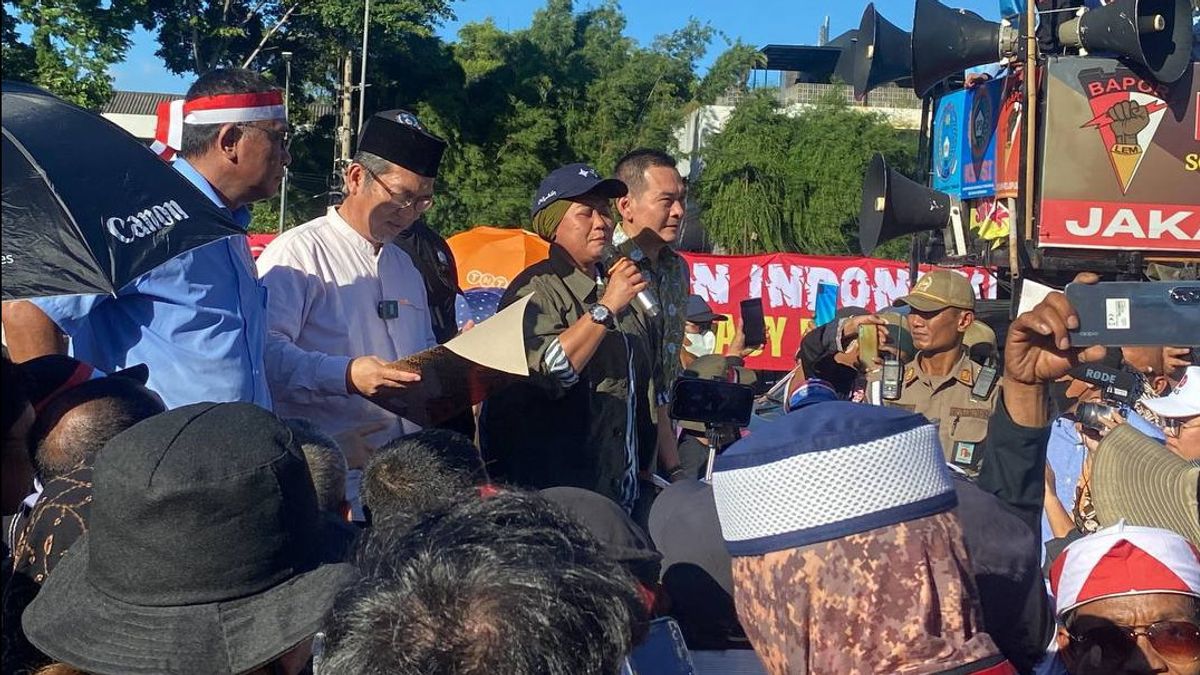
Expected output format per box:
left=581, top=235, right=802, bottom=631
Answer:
left=590, top=305, right=610, bottom=324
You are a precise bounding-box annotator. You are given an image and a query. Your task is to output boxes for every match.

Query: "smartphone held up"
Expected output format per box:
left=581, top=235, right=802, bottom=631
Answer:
left=1066, top=281, right=1200, bottom=347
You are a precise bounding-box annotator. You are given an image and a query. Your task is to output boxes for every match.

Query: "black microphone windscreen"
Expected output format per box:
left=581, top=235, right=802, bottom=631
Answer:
left=600, top=244, right=622, bottom=268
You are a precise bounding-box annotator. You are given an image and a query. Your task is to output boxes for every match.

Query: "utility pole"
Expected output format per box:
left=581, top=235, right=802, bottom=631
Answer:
left=330, top=50, right=354, bottom=206
left=357, top=0, right=371, bottom=144
left=278, top=51, right=292, bottom=234
left=338, top=51, right=354, bottom=166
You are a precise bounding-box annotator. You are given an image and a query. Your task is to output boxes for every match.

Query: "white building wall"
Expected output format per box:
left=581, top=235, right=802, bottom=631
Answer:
left=102, top=113, right=155, bottom=140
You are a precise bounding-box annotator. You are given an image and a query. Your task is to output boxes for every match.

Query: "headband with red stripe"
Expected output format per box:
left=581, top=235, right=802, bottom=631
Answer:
left=182, top=91, right=285, bottom=125
left=150, top=99, right=184, bottom=161
left=149, top=91, right=285, bottom=160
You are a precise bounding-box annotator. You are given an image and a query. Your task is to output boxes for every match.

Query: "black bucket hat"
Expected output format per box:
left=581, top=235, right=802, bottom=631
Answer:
left=22, top=402, right=356, bottom=675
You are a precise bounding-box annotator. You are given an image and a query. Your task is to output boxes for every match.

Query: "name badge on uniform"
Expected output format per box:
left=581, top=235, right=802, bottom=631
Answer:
left=953, top=441, right=977, bottom=466
left=377, top=300, right=399, bottom=320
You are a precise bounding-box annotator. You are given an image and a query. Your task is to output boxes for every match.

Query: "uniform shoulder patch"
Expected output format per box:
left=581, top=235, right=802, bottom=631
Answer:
left=956, top=368, right=975, bottom=386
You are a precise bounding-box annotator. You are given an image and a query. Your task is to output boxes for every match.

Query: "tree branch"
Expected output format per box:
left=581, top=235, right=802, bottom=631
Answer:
left=241, top=2, right=298, bottom=68
left=240, top=0, right=273, bottom=27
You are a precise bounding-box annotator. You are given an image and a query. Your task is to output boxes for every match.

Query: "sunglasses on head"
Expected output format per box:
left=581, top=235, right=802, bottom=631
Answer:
left=1068, top=620, right=1200, bottom=663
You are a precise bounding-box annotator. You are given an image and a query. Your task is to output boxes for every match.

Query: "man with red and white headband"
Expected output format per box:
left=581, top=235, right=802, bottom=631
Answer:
left=3, top=69, right=288, bottom=410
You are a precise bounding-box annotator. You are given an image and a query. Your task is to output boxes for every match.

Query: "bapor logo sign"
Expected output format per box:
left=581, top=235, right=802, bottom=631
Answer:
left=1078, top=69, right=1170, bottom=194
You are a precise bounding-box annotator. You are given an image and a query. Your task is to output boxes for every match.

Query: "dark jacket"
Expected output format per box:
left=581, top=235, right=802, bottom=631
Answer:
left=976, top=392, right=1053, bottom=536
left=953, top=475, right=1054, bottom=674
left=394, top=221, right=476, bottom=438
left=964, top=391, right=1057, bottom=673
left=395, top=221, right=461, bottom=345
left=480, top=245, right=657, bottom=508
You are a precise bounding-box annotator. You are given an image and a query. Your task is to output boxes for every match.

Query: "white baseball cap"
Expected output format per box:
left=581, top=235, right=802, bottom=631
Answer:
left=1142, top=366, right=1200, bottom=419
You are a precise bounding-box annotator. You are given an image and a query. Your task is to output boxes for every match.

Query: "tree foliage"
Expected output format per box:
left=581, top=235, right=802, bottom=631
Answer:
left=3, top=0, right=146, bottom=107
left=697, top=90, right=917, bottom=257
left=370, top=0, right=765, bottom=235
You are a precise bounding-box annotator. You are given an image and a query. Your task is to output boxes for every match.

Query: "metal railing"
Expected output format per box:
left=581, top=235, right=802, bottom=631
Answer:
left=717, top=83, right=921, bottom=110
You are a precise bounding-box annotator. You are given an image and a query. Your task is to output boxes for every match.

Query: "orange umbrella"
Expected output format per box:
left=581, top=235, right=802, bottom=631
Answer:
left=448, top=226, right=551, bottom=290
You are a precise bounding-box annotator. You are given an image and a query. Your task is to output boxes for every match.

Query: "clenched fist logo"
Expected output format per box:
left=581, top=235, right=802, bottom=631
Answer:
left=1107, top=100, right=1150, bottom=146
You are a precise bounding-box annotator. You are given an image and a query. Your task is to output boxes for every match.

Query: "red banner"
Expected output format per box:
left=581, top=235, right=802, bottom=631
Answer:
left=1039, top=200, right=1200, bottom=252
left=680, top=253, right=999, bottom=371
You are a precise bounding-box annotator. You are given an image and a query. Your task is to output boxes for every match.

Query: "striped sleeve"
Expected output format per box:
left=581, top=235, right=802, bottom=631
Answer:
left=541, top=337, right=580, bottom=388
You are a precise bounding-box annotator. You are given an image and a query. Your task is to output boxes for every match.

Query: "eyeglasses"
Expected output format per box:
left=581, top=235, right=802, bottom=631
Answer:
left=1163, top=415, right=1200, bottom=437
left=359, top=164, right=434, bottom=212
left=1068, top=620, right=1200, bottom=663
left=237, top=123, right=292, bottom=152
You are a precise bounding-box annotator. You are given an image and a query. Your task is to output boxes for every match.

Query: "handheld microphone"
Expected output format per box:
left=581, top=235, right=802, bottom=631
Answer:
left=600, top=245, right=661, bottom=318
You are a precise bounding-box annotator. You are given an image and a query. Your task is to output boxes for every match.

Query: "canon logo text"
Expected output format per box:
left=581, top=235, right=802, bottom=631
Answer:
left=107, top=201, right=190, bottom=244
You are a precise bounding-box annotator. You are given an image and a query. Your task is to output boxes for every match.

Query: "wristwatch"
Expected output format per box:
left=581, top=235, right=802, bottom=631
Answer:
left=588, top=303, right=615, bottom=328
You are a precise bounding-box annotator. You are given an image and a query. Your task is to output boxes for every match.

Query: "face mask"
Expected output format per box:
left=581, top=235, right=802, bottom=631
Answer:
left=685, top=330, right=717, bottom=357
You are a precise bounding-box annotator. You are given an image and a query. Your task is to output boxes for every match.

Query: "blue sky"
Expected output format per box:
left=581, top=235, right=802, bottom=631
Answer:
left=110, top=0, right=999, bottom=93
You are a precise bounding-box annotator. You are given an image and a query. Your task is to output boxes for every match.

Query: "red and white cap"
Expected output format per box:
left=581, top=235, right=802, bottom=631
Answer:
left=1049, top=523, right=1200, bottom=618
left=1143, top=366, right=1200, bottom=419
left=148, top=91, right=285, bottom=161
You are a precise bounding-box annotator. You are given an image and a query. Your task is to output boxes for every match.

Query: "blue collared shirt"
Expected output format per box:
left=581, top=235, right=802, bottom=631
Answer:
left=33, top=158, right=272, bottom=410
left=1042, top=417, right=1086, bottom=563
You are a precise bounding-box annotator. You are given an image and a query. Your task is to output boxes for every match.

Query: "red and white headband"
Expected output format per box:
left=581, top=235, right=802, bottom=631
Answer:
left=150, top=99, right=184, bottom=161
left=151, top=91, right=285, bottom=160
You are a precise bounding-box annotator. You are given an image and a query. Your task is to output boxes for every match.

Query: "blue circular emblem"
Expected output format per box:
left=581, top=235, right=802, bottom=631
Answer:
left=936, top=102, right=960, bottom=181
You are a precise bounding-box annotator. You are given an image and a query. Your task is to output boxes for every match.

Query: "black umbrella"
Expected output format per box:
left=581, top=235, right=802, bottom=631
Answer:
left=1, top=81, right=244, bottom=301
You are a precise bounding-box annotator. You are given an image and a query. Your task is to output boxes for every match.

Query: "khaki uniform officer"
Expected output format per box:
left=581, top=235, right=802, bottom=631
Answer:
left=878, top=270, right=1000, bottom=477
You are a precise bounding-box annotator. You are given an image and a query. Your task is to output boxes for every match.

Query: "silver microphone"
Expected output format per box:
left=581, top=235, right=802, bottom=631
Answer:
left=600, top=245, right=661, bottom=318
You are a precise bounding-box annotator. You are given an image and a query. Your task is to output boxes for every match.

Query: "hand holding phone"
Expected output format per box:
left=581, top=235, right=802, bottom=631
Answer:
left=1066, top=281, right=1200, bottom=346
left=857, top=323, right=880, bottom=371
left=740, top=298, right=766, bottom=349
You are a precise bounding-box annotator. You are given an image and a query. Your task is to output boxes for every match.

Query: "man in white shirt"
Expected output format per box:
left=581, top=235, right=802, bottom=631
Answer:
left=257, top=109, right=445, bottom=447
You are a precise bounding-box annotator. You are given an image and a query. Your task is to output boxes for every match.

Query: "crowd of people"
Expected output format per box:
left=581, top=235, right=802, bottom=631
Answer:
left=1, top=66, right=1198, bottom=675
